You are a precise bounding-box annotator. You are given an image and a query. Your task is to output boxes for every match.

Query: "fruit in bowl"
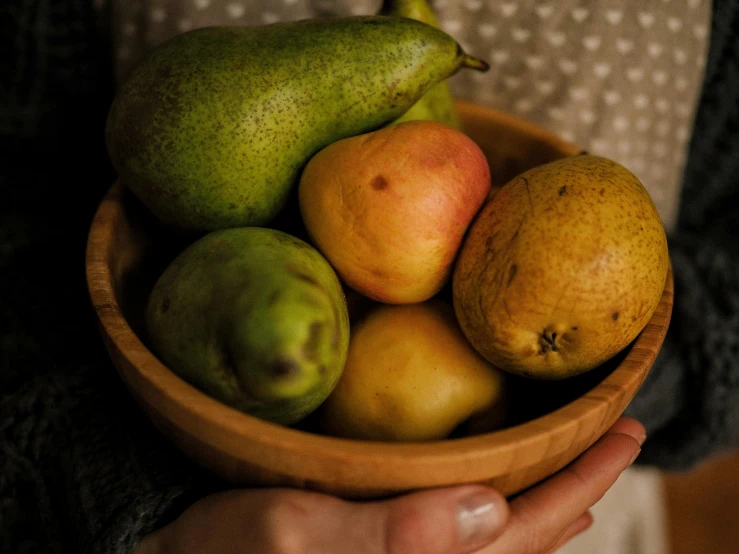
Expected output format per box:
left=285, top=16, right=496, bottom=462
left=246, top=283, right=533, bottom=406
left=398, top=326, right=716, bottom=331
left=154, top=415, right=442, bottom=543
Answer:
left=299, top=120, right=491, bottom=304
left=87, top=7, right=673, bottom=499
left=146, top=227, right=350, bottom=425
left=453, top=154, right=670, bottom=379
left=319, top=300, right=506, bottom=442
left=86, top=101, right=673, bottom=498
left=104, top=15, right=488, bottom=233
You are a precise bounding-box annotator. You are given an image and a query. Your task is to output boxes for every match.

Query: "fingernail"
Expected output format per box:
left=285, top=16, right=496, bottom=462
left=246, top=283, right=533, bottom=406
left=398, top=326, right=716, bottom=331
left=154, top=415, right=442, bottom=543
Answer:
left=636, top=431, right=647, bottom=446
left=628, top=448, right=642, bottom=467
left=455, top=491, right=506, bottom=546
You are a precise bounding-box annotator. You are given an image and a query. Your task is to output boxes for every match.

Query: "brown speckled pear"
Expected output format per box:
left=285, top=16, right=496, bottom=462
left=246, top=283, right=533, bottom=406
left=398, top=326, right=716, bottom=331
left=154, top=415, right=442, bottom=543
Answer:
left=453, top=155, right=669, bottom=379
left=105, top=16, right=489, bottom=232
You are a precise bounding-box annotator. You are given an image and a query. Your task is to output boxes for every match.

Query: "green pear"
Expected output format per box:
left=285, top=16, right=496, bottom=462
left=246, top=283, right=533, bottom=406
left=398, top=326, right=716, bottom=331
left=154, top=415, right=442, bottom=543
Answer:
left=106, top=16, right=488, bottom=232
left=146, top=227, right=350, bottom=425
left=379, top=0, right=461, bottom=128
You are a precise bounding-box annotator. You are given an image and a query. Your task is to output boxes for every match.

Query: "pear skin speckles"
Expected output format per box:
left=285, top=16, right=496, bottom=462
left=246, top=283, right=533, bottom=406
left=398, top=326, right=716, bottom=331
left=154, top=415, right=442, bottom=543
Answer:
left=106, top=17, right=488, bottom=232
left=452, top=155, right=669, bottom=379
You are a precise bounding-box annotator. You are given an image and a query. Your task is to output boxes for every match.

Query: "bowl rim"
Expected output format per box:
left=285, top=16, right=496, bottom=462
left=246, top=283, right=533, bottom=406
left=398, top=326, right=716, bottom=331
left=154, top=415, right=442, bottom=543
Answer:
left=86, top=103, right=674, bottom=486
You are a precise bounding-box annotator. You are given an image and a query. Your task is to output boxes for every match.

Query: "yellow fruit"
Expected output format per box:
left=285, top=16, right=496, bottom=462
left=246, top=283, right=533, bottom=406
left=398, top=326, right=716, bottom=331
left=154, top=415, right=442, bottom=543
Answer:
left=318, top=300, right=506, bottom=442
left=453, top=155, right=669, bottom=379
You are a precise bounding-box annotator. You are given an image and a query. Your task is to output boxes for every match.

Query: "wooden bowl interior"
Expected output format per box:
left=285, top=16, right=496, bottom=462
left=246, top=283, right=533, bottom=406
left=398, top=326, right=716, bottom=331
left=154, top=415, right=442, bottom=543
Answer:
left=86, top=102, right=673, bottom=499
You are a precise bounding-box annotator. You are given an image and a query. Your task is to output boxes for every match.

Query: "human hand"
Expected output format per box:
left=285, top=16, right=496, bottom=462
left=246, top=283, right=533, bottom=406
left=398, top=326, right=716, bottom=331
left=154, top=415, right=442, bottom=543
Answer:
left=136, top=417, right=644, bottom=554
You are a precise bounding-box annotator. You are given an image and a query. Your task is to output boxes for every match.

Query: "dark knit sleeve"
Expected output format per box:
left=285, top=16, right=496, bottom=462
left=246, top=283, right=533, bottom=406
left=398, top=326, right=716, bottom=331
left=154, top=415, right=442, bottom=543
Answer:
left=625, top=0, right=739, bottom=470
left=1, top=1, right=222, bottom=552
left=0, top=366, right=220, bottom=553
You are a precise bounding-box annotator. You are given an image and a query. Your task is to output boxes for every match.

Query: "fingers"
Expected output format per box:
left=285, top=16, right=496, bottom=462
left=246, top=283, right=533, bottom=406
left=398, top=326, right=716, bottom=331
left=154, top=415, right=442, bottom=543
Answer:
left=479, top=427, right=642, bottom=553
left=606, top=416, right=647, bottom=445
left=291, top=417, right=643, bottom=554
left=348, top=485, right=510, bottom=554
left=214, top=485, right=510, bottom=554
left=544, top=511, right=594, bottom=554
left=143, top=417, right=645, bottom=554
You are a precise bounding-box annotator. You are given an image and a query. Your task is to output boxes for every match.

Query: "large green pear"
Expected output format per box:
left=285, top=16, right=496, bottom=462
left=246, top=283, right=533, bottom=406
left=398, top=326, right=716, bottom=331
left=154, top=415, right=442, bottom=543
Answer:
left=379, top=0, right=461, bottom=128
left=146, top=227, right=350, bottom=425
left=106, top=16, right=488, bottom=232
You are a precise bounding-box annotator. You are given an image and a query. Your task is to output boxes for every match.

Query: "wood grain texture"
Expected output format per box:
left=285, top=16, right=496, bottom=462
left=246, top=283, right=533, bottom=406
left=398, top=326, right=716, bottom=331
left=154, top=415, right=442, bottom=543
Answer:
left=85, top=102, right=673, bottom=499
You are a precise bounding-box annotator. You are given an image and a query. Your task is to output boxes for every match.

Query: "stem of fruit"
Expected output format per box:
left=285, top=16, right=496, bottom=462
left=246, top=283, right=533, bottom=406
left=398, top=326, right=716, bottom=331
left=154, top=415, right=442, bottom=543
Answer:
left=462, top=54, right=490, bottom=72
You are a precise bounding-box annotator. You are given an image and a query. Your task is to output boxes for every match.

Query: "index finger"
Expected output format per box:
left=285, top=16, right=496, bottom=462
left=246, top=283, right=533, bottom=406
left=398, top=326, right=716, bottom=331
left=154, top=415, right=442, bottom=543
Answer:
left=479, top=427, right=642, bottom=553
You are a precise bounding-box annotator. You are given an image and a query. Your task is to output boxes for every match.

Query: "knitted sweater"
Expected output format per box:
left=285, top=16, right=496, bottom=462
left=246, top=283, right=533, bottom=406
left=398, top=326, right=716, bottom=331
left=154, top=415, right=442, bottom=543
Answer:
left=1, top=0, right=737, bottom=552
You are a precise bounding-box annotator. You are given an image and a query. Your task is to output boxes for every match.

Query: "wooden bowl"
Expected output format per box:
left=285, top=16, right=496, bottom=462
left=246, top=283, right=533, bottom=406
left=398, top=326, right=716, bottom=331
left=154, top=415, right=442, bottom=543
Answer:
left=86, top=101, right=674, bottom=499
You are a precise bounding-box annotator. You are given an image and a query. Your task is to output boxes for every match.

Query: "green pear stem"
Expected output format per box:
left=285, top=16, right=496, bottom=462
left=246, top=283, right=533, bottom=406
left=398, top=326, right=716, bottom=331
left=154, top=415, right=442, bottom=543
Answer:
left=463, top=54, right=490, bottom=72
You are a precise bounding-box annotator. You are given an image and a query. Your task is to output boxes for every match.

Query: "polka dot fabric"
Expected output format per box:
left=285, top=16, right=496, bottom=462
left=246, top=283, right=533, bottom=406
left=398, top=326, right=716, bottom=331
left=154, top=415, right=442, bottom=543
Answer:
left=110, top=0, right=378, bottom=76
left=437, top=0, right=711, bottom=232
left=110, top=0, right=712, bottom=231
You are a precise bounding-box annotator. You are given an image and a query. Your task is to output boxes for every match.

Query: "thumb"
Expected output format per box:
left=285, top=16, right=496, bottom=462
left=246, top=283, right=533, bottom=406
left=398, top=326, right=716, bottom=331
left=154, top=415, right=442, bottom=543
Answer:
left=135, top=486, right=507, bottom=554
left=347, top=485, right=509, bottom=554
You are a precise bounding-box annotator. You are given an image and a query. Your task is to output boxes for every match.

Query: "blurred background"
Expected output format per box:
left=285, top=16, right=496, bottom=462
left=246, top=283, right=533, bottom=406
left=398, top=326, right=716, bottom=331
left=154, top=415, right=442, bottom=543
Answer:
left=663, top=447, right=739, bottom=554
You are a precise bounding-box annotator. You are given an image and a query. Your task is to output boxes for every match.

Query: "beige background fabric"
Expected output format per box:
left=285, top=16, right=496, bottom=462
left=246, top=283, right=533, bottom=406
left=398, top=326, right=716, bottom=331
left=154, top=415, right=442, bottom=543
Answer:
left=436, top=0, right=711, bottom=234
left=557, top=466, right=670, bottom=554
